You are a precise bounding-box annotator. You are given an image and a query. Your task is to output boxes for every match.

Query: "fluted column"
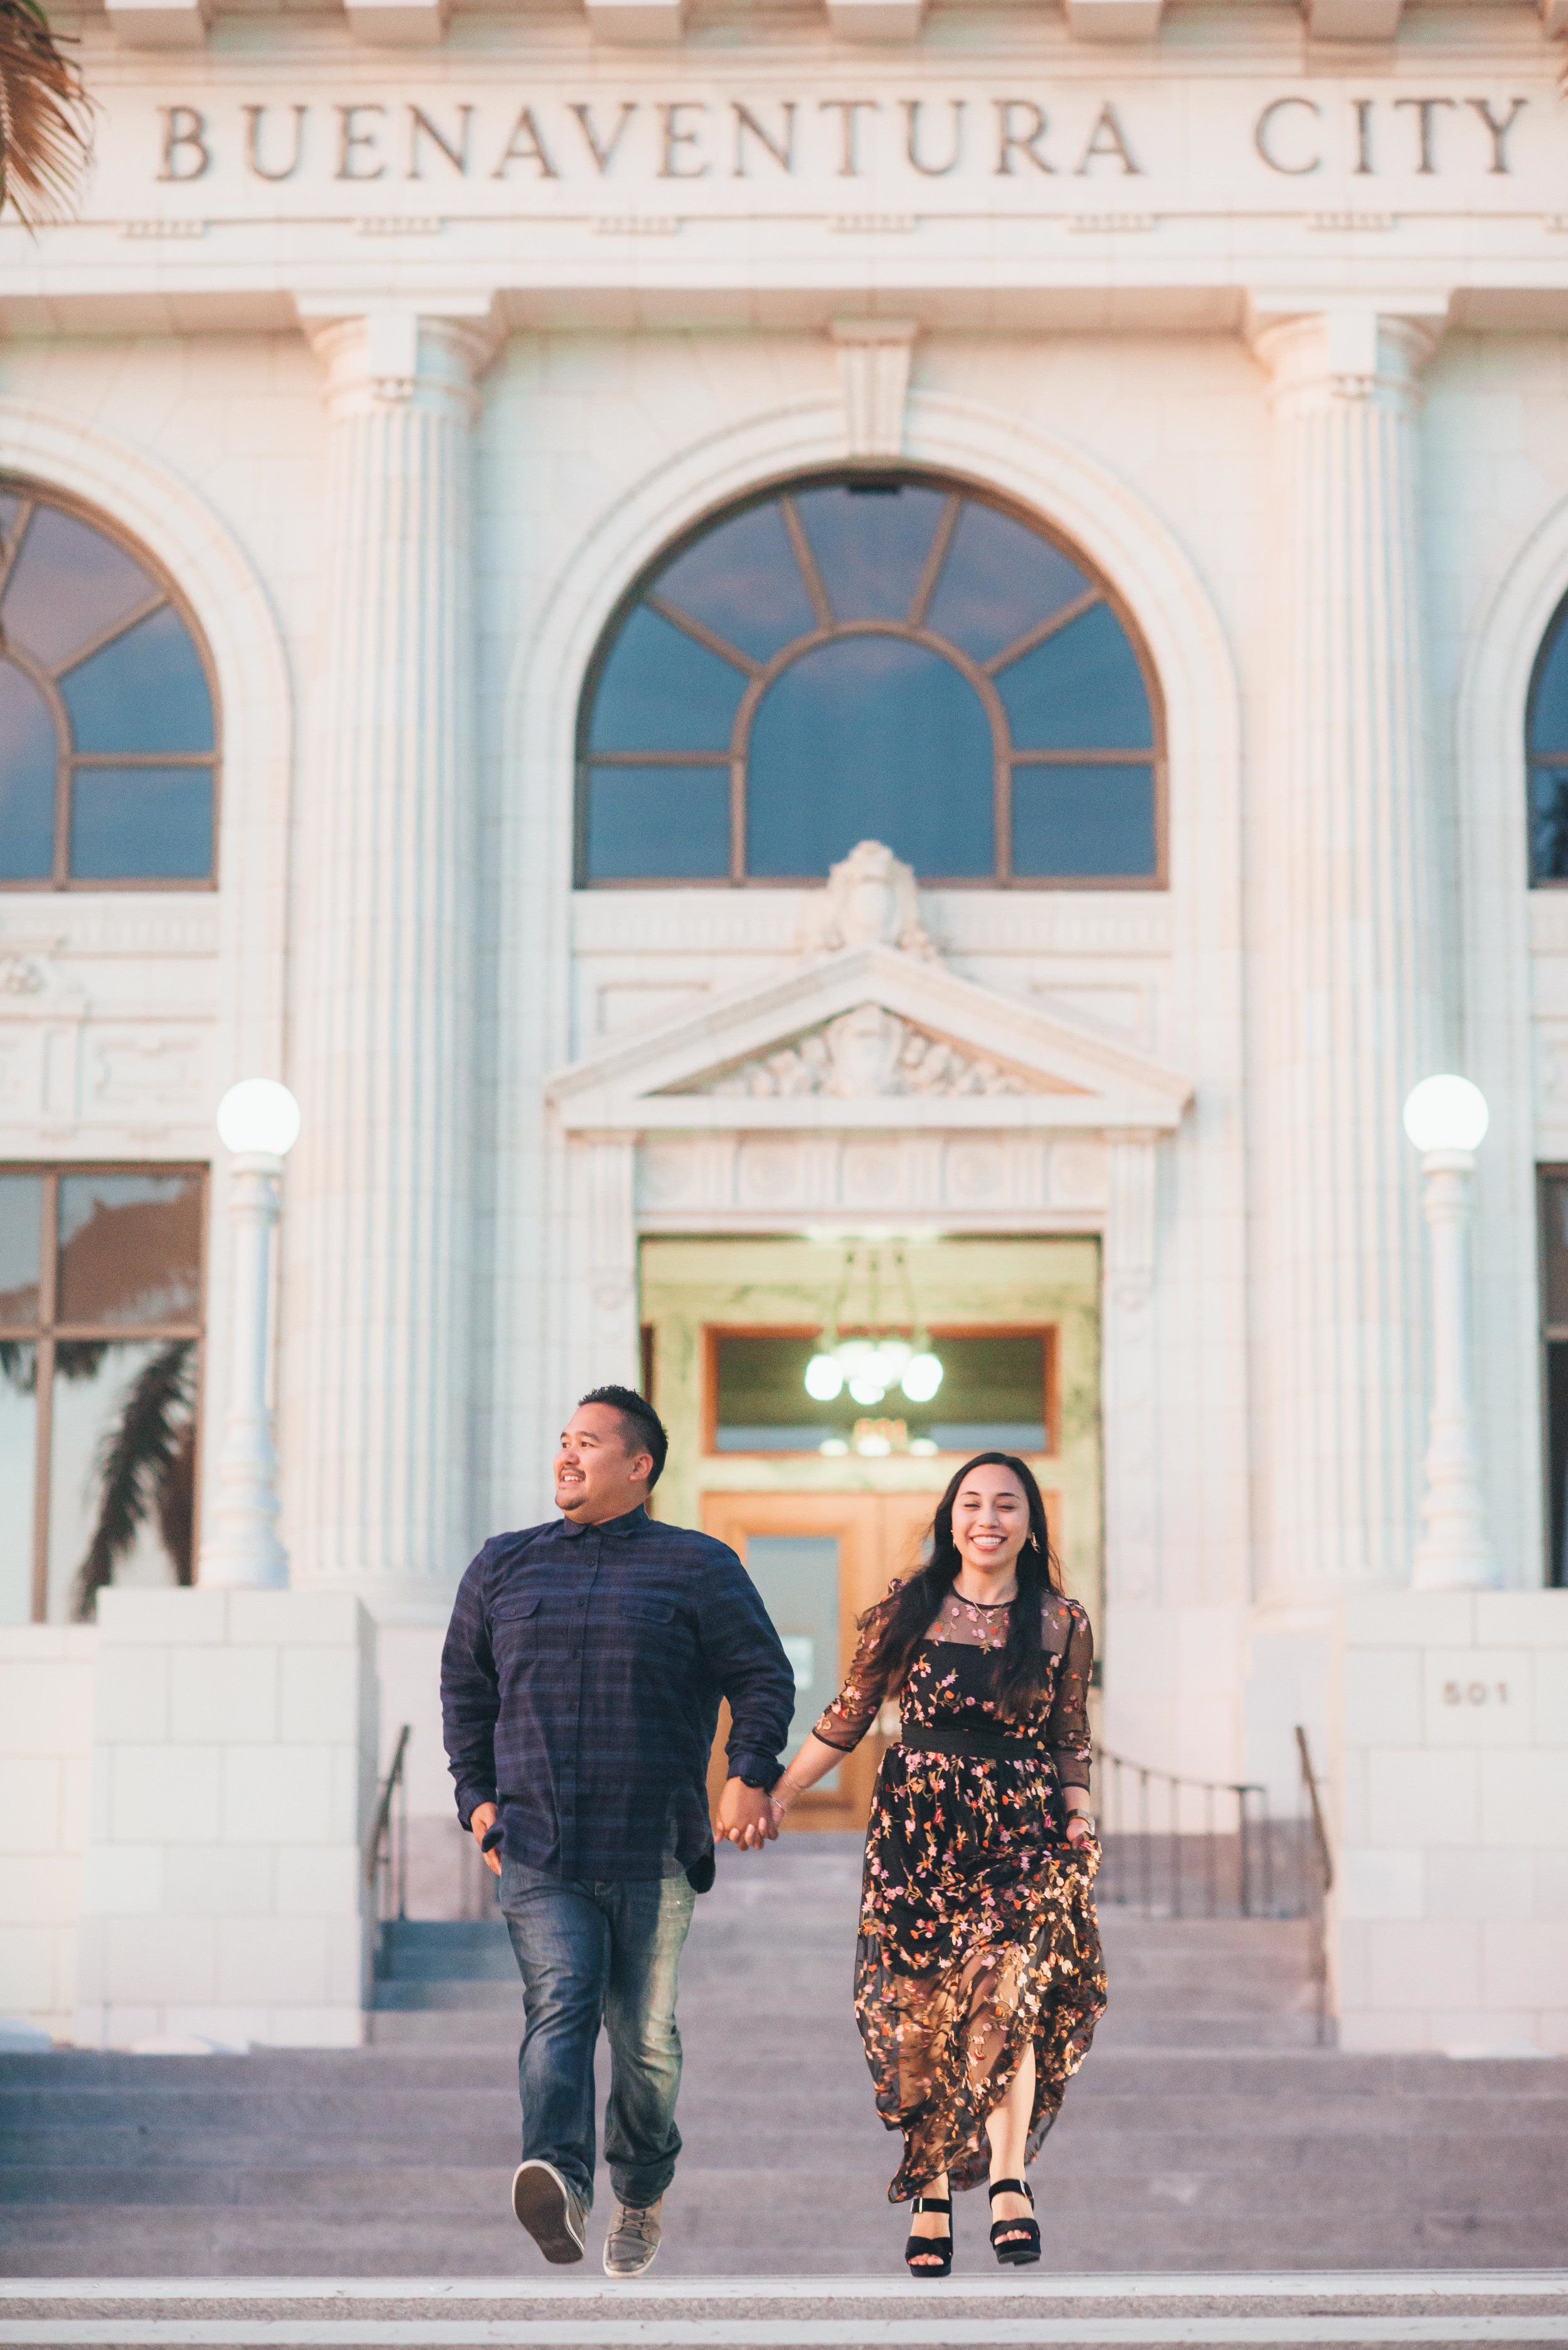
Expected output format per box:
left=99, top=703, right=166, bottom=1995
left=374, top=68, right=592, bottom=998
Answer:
left=1250, top=307, right=1446, bottom=1600
left=284, top=309, right=493, bottom=1619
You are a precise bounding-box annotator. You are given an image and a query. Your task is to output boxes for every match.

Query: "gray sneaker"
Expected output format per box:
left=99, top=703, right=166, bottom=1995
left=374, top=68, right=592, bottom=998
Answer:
left=602, top=2194, right=663, bottom=2278
left=511, top=2159, right=586, bottom=2263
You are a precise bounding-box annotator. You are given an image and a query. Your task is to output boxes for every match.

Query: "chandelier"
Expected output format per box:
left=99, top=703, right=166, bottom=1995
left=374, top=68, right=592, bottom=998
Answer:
left=804, top=1247, right=944, bottom=1409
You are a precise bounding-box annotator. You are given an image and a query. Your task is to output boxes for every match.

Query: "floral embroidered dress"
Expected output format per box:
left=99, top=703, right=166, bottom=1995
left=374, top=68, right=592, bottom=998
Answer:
left=813, top=1585, right=1107, bottom=2202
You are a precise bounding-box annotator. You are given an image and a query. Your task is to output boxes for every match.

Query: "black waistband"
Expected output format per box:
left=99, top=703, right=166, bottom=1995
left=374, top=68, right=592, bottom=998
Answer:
left=898, top=1727, right=1046, bottom=1763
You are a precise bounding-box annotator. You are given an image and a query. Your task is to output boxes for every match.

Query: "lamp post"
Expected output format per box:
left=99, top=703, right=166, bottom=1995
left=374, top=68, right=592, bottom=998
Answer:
left=198, top=1080, right=302, bottom=1590
left=1403, top=1075, right=1498, bottom=1592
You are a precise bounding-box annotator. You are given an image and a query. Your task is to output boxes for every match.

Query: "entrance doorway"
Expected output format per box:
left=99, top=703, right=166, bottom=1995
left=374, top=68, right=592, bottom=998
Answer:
left=647, top=1232, right=1102, bottom=1834
left=702, top=1491, right=936, bottom=1831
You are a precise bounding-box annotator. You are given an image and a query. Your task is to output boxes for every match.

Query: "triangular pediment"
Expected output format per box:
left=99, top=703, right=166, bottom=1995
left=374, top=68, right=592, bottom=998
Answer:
left=549, top=944, right=1194, bottom=1135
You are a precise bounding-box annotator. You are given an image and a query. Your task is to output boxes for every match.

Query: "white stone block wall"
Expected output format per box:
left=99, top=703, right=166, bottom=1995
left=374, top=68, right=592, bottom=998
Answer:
left=74, top=1588, right=378, bottom=2050
left=0, top=1627, right=96, bottom=2043
left=1332, top=1590, right=1568, bottom=2055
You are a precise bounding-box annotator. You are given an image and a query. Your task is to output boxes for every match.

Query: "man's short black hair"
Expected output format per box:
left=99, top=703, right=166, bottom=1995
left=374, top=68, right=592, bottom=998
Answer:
left=578, top=1385, right=668, bottom=1490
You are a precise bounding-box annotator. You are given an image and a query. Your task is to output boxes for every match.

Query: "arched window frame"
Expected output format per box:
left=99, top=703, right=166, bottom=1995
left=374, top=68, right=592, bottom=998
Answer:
left=0, top=477, right=221, bottom=893
left=1529, top=590, right=1568, bottom=890
left=575, top=466, right=1167, bottom=892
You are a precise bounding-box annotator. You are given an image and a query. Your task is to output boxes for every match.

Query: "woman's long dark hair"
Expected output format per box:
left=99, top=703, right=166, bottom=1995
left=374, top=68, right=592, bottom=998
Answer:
left=859, top=1452, right=1063, bottom=1724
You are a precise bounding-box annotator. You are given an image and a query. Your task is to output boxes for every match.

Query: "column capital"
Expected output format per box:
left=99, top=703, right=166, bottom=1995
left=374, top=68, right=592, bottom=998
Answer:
left=297, top=299, right=502, bottom=423
left=1245, top=297, right=1448, bottom=410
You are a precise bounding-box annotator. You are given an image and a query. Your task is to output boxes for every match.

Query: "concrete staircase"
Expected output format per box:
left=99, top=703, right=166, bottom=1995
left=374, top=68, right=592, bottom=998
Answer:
left=3, top=1836, right=1566, bottom=2278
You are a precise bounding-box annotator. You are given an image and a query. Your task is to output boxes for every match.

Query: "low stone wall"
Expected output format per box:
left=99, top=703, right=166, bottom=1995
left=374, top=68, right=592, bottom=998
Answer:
left=1333, top=1588, right=1568, bottom=2055
left=73, top=1588, right=379, bottom=2051
left=0, top=1626, right=97, bottom=2044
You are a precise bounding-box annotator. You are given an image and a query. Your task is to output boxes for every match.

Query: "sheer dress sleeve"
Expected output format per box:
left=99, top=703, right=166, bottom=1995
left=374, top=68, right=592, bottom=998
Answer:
left=1044, top=1597, right=1094, bottom=1792
left=812, top=1593, right=897, bottom=1754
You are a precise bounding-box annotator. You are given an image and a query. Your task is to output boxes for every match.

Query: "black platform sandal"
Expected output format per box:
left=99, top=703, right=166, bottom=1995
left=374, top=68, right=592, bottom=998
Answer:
left=903, top=2194, right=953, bottom=2279
left=988, top=2177, right=1041, bottom=2267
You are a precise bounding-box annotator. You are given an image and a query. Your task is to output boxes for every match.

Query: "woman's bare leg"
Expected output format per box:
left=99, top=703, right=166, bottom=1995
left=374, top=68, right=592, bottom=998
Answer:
left=908, top=2167, right=951, bottom=2266
left=985, top=2041, right=1036, bottom=2243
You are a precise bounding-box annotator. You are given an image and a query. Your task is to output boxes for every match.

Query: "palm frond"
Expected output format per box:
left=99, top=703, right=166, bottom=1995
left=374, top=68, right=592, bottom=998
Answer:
left=72, top=1339, right=196, bottom=1620
left=0, top=1337, right=36, bottom=1395
left=0, top=0, right=92, bottom=230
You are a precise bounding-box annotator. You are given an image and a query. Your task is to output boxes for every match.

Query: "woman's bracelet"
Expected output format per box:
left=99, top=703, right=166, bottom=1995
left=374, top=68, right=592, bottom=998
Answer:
left=770, top=1770, right=807, bottom=1814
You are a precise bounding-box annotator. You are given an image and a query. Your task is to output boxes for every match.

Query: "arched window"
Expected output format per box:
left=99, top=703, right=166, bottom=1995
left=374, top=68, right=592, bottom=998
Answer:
left=0, top=482, right=217, bottom=890
left=1530, top=593, right=1568, bottom=885
left=578, top=472, right=1163, bottom=888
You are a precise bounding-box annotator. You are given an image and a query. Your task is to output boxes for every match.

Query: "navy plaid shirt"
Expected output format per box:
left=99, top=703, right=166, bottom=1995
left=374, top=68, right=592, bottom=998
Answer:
left=440, top=1504, right=796, bottom=1885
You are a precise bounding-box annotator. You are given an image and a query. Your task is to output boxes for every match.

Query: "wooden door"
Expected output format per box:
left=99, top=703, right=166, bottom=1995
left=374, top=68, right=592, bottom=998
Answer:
left=703, top=1492, right=935, bottom=1831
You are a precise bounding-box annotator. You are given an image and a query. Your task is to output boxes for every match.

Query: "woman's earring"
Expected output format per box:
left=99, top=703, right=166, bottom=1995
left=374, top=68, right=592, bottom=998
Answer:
left=1027, top=1533, right=1041, bottom=1552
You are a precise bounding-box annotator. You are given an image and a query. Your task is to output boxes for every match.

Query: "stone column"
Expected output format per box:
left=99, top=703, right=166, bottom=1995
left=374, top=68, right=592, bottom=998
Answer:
left=1249, top=306, right=1446, bottom=1603
left=284, top=308, right=494, bottom=1621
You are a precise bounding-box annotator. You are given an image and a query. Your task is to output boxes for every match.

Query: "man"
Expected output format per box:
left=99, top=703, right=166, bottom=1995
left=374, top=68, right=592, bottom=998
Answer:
left=441, top=1385, right=795, bottom=2279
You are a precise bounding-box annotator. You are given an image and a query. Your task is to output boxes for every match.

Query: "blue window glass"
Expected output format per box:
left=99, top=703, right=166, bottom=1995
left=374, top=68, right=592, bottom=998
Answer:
left=0, top=661, right=58, bottom=880
left=0, top=482, right=218, bottom=888
left=60, top=607, right=214, bottom=757
left=3, top=505, right=154, bottom=672
left=1531, top=599, right=1568, bottom=885
left=997, top=603, right=1153, bottom=752
left=1013, top=764, right=1157, bottom=880
left=589, top=606, right=748, bottom=755
left=1533, top=600, right=1568, bottom=755
left=70, top=767, right=214, bottom=881
left=748, top=638, right=993, bottom=878
left=924, top=502, right=1092, bottom=664
left=586, top=765, right=730, bottom=880
left=579, top=471, right=1161, bottom=886
left=655, top=503, right=818, bottom=665
left=792, top=484, right=947, bottom=623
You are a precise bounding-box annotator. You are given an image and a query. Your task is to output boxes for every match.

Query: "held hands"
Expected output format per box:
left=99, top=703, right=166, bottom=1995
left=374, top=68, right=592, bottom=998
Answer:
left=714, top=1777, right=779, bottom=1852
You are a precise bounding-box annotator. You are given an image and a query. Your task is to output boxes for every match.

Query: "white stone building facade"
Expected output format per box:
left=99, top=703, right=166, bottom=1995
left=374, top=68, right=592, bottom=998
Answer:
left=3, top=0, right=1568, bottom=2055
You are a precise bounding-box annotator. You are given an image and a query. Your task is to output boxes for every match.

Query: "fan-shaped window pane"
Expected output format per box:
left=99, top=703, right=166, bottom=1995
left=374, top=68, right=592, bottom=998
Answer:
left=657, top=504, right=817, bottom=664
left=579, top=471, right=1162, bottom=887
left=998, top=603, right=1153, bottom=752
left=925, top=504, right=1092, bottom=664
left=60, top=607, right=213, bottom=756
left=3, top=506, right=154, bottom=671
left=590, top=606, right=747, bottom=754
left=748, top=637, right=993, bottom=878
left=0, top=483, right=218, bottom=889
left=793, top=484, right=947, bottom=622
left=586, top=765, right=730, bottom=880
left=70, top=768, right=215, bottom=882
left=1534, top=604, right=1568, bottom=752
left=1014, top=764, right=1158, bottom=880
left=1532, top=598, right=1568, bottom=886
left=0, top=662, right=57, bottom=880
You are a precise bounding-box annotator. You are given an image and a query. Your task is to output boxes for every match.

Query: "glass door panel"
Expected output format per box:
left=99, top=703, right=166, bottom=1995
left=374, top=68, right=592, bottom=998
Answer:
left=744, top=1534, right=842, bottom=1792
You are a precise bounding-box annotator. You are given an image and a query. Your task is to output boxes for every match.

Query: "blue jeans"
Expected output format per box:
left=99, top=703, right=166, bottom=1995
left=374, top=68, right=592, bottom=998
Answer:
left=498, top=1859, right=696, bottom=2212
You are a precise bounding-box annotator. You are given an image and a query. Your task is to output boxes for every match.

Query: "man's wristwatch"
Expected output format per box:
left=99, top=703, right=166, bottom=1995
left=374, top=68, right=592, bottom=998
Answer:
left=738, top=1770, right=779, bottom=1792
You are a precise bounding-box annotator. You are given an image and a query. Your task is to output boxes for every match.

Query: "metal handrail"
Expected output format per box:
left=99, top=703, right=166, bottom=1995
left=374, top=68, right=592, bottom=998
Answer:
left=1094, top=1743, right=1272, bottom=1918
left=1294, top=1723, right=1335, bottom=1893
left=364, top=1722, right=412, bottom=1926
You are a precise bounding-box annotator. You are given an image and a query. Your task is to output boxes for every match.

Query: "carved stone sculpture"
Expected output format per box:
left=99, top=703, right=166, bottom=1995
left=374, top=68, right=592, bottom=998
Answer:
left=690, top=1004, right=1034, bottom=1098
left=797, top=839, right=936, bottom=960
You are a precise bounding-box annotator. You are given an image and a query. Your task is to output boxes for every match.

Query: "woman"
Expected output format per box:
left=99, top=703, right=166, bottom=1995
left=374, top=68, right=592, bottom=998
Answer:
left=768, top=1452, right=1106, bottom=2275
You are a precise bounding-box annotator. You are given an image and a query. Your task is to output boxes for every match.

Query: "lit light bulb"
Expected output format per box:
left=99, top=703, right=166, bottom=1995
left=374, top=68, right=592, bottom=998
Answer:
left=804, top=1352, right=845, bottom=1402
left=855, top=1429, right=893, bottom=1457
left=869, top=1338, right=912, bottom=1387
left=216, top=1078, right=302, bottom=1158
left=818, top=1436, right=850, bottom=1457
left=848, top=1372, right=887, bottom=1406
left=1402, top=1075, right=1490, bottom=1154
left=900, top=1351, right=943, bottom=1403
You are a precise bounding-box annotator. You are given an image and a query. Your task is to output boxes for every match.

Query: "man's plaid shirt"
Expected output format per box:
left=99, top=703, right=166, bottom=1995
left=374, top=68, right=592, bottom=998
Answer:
left=440, top=1503, right=797, bottom=1885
